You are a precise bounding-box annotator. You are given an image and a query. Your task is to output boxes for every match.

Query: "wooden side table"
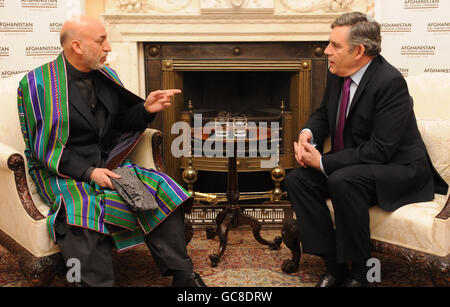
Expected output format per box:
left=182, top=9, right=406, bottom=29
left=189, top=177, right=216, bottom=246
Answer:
left=201, top=126, right=282, bottom=267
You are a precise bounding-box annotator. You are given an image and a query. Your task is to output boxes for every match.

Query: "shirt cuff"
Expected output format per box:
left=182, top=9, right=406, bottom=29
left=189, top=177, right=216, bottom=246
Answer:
left=300, top=128, right=317, bottom=147
left=319, top=157, right=328, bottom=177
left=142, top=103, right=156, bottom=123
left=81, top=166, right=95, bottom=182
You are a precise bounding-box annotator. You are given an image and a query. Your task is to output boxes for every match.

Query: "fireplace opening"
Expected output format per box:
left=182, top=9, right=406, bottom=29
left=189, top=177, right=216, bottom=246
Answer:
left=183, top=71, right=292, bottom=115
left=144, top=41, right=327, bottom=224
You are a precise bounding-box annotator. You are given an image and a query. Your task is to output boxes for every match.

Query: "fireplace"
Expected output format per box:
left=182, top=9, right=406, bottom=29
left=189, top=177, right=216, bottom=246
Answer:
left=101, top=0, right=373, bottom=226
left=142, top=41, right=327, bottom=226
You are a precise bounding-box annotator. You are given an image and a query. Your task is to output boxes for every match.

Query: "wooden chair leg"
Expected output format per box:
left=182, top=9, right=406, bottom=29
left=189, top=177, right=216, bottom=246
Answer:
left=281, top=218, right=302, bottom=273
left=430, top=265, right=449, bottom=287
left=18, top=253, right=65, bottom=287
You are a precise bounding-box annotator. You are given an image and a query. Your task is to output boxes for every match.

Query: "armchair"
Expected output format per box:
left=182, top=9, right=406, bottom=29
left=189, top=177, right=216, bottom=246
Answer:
left=0, top=75, right=192, bottom=286
left=281, top=117, right=450, bottom=286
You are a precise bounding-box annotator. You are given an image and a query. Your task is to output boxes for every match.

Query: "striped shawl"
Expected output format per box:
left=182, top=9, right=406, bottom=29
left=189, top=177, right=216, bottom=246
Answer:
left=17, top=53, right=191, bottom=251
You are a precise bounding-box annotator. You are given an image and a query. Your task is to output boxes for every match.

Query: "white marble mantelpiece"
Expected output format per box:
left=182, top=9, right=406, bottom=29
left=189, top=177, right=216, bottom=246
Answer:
left=102, top=0, right=374, bottom=96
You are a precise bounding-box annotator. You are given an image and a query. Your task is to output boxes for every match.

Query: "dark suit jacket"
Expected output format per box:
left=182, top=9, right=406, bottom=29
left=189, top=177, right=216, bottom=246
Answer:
left=58, top=71, right=154, bottom=180
left=304, top=55, right=448, bottom=211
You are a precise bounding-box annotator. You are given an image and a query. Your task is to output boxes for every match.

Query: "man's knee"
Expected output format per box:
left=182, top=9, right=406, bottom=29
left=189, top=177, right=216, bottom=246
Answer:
left=285, top=168, right=301, bottom=189
left=327, top=169, right=350, bottom=193
left=285, top=167, right=315, bottom=189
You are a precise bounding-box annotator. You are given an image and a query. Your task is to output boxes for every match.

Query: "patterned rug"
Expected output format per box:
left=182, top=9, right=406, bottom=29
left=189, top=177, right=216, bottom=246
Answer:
left=0, top=229, right=436, bottom=287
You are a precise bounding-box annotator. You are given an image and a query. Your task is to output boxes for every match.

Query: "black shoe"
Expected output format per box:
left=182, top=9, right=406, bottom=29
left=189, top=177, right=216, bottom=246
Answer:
left=315, top=272, right=346, bottom=287
left=341, top=277, right=368, bottom=287
left=341, top=261, right=369, bottom=287
left=172, top=272, right=207, bottom=287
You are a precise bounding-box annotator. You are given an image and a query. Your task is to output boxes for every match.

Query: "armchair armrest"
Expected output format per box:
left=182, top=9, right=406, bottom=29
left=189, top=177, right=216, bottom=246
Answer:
left=0, top=142, right=20, bottom=171
left=127, top=128, right=166, bottom=172
left=0, top=142, right=45, bottom=221
left=436, top=196, right=450, bottom=220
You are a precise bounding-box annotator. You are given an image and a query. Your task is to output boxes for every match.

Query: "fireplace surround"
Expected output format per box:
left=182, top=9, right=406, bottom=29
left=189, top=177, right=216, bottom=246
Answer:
left=101, top=0, right=374, bottom=227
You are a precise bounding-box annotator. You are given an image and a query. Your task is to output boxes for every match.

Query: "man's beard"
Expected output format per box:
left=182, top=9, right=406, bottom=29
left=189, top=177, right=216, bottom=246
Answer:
left=83, top=49, right=107, bottom=70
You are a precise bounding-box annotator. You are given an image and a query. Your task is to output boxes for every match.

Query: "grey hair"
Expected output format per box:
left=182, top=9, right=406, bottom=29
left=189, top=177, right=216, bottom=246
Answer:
left=331, top=12, right=381, bottom=56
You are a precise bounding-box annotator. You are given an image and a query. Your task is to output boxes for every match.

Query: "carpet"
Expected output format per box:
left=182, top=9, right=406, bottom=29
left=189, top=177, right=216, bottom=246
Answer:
left=0, top=228, right=436, bottom=287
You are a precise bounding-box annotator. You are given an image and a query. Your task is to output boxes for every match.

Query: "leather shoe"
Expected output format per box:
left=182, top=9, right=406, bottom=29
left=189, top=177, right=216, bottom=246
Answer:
left=173, top=272, right=207, bottom=287
left=341, top=277, right=368, bottom=287
left=315, top=272, right=346, bottom=287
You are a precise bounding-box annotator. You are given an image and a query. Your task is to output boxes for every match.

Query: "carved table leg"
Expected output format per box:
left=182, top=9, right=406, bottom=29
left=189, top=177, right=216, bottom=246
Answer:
left=281, top=218, right=302, bottom=273
left=206, top=210, right=227, bottom=239
left=238, top=211, right=282, bottom=250
left=209, top=210, right=234, bottom=267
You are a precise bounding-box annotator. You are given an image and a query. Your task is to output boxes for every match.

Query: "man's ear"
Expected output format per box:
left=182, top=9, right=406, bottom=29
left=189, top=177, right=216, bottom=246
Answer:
left=354, top=44, right=366, bottom=60
left=71, top=40, right=83, bottom=55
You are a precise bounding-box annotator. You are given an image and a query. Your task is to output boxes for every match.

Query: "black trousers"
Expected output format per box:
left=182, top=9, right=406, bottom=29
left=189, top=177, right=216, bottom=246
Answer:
left=285, top=164, right=377, bottom=263
left=55, top=205, right=192, bottom=287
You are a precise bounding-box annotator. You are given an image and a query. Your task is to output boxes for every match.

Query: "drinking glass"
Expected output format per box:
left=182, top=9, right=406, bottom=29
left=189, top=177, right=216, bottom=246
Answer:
left=233, top=116, right=247, bottom=138
left=214, top=116, right=229, bottom=138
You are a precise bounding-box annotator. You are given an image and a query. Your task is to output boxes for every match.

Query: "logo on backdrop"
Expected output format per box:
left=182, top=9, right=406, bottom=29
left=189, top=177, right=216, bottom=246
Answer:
left=1, top=69, right=29, bottom=79
left=49, top=22, right=63, bottom=33
left=427, top=22, right=450, bottom=33
left=25, top=45, right=61, bottom=57
left=0, top=21, right=33, bottom=33
left=380, top=22, right=412, bottom=33
left=424, top=68, right=450, bottom=73
left=21, top=0, right=58, bottom=9
left=0, top=0, right=4, bottom=8
left=0, top=46, right=9, bottom=57
left=404, top=0, right=439, bottom=10
left=397, top=67, right=409, bottom=78
left=400, top=45, right=436, bottom=56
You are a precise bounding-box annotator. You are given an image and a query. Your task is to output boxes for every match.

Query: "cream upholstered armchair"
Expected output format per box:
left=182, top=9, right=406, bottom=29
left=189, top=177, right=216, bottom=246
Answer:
left=0, top=74, right=189, bottom=286
left=281, top=75, right=450, bottom=286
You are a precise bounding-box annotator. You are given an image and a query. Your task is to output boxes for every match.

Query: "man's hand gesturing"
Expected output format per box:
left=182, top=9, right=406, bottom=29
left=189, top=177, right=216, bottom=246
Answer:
left=144, top=89, right=182, bottom=113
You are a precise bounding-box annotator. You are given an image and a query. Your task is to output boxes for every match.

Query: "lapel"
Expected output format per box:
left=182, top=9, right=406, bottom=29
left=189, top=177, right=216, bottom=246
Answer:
left=93, top=73, right=116, bottom=137
left=347, top=56, right=380, bottom=116
left=94, top=72, right=114, bottom=107
left=68, top=79, right=99, bottom=132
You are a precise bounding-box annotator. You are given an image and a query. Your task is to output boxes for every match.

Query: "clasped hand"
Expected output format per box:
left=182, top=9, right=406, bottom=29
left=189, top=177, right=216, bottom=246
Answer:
left=294, top=131, right=322, bottom=170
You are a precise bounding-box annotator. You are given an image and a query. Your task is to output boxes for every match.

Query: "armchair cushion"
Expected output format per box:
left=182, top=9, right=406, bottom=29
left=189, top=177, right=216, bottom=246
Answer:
left=326, top=118, right=449, bottom=258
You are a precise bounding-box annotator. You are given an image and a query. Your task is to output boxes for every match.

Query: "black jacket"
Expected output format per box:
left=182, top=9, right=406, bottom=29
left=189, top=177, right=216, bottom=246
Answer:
left=58, top=69, right=154, bottom=180
left=305, top=55, right=448, bottom=211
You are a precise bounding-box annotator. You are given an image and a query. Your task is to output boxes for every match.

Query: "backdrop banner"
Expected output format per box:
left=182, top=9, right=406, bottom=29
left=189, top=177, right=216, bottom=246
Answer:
left=375, top=0, right=450, bottom=78
left=0, top=0, right=84, bottom=79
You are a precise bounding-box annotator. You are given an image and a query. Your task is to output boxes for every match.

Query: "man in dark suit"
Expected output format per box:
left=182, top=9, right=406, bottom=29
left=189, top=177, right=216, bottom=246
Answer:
left=285, top=12, right=448, bottom=287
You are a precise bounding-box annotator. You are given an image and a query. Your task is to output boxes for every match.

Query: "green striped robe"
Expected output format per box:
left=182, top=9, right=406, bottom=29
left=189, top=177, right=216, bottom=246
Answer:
left=17, top=53, right=192, bottom=251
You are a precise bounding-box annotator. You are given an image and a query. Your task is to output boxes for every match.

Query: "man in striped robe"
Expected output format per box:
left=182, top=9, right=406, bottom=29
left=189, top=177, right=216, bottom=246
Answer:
left=17, top=16, right=205, bottom=287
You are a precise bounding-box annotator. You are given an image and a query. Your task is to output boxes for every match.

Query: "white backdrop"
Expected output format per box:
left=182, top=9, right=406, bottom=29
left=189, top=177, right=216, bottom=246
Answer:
left=375, top=0, right=450, bottom=78
left=0, top=0, right=84, bottom=79
left=374, top=0, right=450, bottom=119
